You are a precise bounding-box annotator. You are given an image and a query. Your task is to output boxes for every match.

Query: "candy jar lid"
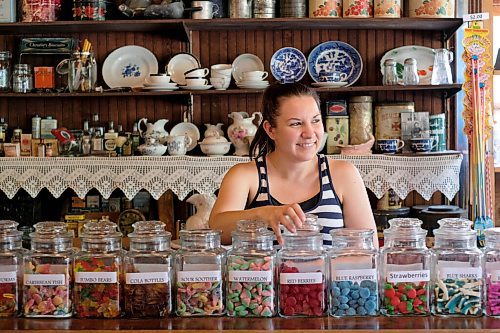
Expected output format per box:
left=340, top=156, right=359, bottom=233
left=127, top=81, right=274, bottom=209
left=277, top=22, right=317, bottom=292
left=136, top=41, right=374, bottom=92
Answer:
left=231, top=220, right=274, bottom=250
left=383, top=218, right=427, bottom=239
left=79, top=220, right=122, bottom=252
left=128, top=220, right=171, bottom=252
left=281, top=214, right=323, bottom=250
left=0, top=220, right=22, bottom=250
left=30, top=221, right=73, bottom=252
left=179, top=229, right=222, bottom=250
left=329, top=228, right=375, bottom=250
left=433, top=218, right=477, bottom=249
left=485, top=227, right=500, bottom=249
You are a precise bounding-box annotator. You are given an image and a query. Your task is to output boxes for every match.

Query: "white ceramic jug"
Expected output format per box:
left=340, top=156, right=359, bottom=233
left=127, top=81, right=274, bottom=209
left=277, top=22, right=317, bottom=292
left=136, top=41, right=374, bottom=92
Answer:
left=227, top=111, right=262, bottom=156
left=137, top=118, right=169, bottom=144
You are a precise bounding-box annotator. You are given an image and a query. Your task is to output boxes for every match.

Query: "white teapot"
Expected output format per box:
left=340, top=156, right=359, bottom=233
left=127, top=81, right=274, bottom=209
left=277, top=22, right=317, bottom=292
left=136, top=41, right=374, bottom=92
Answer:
left=137, top=118, right=169, bottom=144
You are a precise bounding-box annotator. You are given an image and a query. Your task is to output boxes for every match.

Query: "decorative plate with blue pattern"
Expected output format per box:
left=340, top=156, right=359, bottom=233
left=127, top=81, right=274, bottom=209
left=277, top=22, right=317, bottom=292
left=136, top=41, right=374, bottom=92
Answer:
left=270, top=47, right=308, bottom=83
left=307, top=41, right=363, bottom=86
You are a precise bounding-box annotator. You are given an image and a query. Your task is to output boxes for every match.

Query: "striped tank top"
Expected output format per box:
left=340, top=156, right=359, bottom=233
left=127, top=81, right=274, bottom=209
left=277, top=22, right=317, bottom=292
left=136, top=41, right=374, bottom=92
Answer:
left=246, top=154, right=344, bottom=244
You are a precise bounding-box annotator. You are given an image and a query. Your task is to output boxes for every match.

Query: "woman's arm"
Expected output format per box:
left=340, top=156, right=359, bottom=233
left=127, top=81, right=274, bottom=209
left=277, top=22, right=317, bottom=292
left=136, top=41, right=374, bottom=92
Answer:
left=209, top=163, right=304, bottom=245
left=328, top=159, right=378, bottom=247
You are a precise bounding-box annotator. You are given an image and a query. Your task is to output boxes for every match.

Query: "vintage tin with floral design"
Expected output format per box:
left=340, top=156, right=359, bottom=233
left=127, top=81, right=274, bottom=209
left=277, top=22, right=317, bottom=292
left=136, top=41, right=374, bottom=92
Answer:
left=374, top=0, right=400, bottom=18
left=409, top=0, right=454, bottom=18
left=309, top=0, right=342, bottom=17
left=343, top=0, right=373, bottom=17
left=326, top=116, right=349, bottom=154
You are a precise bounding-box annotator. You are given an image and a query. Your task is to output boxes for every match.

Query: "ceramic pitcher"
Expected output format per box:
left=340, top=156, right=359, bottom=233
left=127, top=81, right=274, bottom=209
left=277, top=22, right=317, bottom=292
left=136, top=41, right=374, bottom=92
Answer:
left=137, top=118, right=169, bottom=144
left=227, top=111, right=262, bottom=156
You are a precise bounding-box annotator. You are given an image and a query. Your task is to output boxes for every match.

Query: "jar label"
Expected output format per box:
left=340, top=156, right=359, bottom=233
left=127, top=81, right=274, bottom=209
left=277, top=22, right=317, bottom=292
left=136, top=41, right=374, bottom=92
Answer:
left=75, top=271, right=117, bottom=284
left=490, top=270, right=500, bottom=283
left=387, top=270, right=430, bottom=283
left=177, top=270, right=221, bottom=283
left=228, top=270, right=272, bottom=283
left=24, top=273, right=65, bottom=286
left=126, top=271, right=169, bottom=284
left=0, top=271, right=16, bottom=283
left=331, top=268, right=377, bottom=282
left=280, top=272, right=323, bottom=285
left=438, top=266, right=482, bottom=280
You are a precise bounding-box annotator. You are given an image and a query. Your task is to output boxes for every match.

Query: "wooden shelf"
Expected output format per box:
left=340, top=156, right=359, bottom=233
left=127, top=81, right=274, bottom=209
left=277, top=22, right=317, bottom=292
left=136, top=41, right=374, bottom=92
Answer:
left=0, top=84, right=462, bottom=98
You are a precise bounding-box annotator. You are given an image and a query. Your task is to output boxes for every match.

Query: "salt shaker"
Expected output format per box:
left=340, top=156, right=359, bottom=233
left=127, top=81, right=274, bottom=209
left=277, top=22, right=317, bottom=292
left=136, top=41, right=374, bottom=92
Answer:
left=403, top=58, right=419, bottom=85
left=383, top=59, right=398, bottom=86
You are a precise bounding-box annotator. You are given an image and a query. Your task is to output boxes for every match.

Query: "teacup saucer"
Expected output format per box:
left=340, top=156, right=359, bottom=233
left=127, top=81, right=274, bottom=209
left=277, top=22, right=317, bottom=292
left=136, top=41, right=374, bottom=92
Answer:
left=311, top=82, right=348, bottom=88
left=179, top=85, right=213, bottom=90
left=144, top=82, right=177, bottom=88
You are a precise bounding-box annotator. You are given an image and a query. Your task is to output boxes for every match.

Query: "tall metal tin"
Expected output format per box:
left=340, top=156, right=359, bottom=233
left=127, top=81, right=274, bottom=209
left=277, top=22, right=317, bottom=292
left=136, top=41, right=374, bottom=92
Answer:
left=429, top=113, right=446, bottom=152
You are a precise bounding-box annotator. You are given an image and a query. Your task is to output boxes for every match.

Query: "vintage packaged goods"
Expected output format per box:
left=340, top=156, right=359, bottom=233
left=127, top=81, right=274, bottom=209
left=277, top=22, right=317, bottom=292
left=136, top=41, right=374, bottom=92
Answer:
left=34, top=67, right=55, bottom=89
left=23, top=222, right=73, bottom=318
left=429, top=113, right=446, bottom=152
left=374, top=0, right=400, bottom=18
left=124, top=221, right=173, bottom=318
left=430, top=218, right=483, bottom=317
left=408, top=0, right=454, bottom=18
left=325, top=100, right=347, bottom=116
left=0, top=221, right=23, bottom=317
left=375, top=102, right=414, bottom=140
left=401, top=111, right=430, bottom=139
left=326, top=116, right=349, bottom=154
left=349, top=96, right=373, bottom=145
left=309, top=0, right=342, bottom=17
left=226, top=220, right=276, bottom=317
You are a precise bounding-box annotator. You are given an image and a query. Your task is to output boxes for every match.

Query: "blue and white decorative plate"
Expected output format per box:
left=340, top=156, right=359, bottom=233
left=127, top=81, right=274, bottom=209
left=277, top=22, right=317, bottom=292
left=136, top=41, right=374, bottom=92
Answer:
left=270, top=47, right=308, bottom=83
left=307, top=41, right=363, bottom=86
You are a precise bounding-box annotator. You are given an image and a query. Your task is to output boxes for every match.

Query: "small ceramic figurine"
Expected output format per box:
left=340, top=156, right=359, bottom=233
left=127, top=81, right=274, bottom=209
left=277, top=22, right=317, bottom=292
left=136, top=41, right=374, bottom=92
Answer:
left=185, top=193, right=217, bottom=230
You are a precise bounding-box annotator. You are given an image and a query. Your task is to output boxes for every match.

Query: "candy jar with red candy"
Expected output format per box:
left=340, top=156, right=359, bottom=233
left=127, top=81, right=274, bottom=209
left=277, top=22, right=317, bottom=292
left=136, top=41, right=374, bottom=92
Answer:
left=174, top=229, right=226, bottom=316
left=485, top=228, right=500, bottom=317
left=73, top=220, right=123, bottom=318
left=328, top=229, right=379, bottom=317
left=226, top=220, right=276, bottom=317
left=430, top=218, right=483, bottom=317
left=277, top=214, right=327, bottom=317
left=23, top=222, right=73, bottom=318
left=380, top=218, right=430, bottom=316
left=124, top=221, right=173, bottom=318
left=0, top=220, right=25, bottom=317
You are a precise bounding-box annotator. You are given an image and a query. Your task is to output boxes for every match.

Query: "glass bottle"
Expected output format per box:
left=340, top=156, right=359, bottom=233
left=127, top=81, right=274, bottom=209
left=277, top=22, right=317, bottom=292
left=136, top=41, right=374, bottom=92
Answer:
left=380, top=218, right=430, bottom=316
left=430, top=218, right=483, bottom=317
left=485, top=228, right=500, bottom=317
left=174, top=229, right=226, bottom=316
left=0, top=51, right=12, bottom=91
left=383, top=58, right=399, bottom=86
left=403, top=58, right=419, bottom=85
left=22, top=222, right=73, bottom=318
left=277, top=214, right=327, bottom=317
left=226, top=220, right=276, bottom=317
left=12, top=64, right=33, bottom=93
left=0, top=220, right=24, bottom=317
left=74, top=221, right=123, bottom=318
left=328, top=229, right=378, bottom=317
left=123, top=221, right=173, bottom=318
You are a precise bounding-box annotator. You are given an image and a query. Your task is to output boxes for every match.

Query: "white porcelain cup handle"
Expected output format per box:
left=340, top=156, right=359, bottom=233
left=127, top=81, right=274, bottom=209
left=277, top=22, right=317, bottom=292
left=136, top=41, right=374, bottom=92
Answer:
left=203, top=79, right=209, bottom=85
left=261, top=72, right=268, bottom=80
left=203, top=68, right=210, bottom=76
left=397, top=140, right=405, bottom=150
left=184, top=136, right=193, bottom=148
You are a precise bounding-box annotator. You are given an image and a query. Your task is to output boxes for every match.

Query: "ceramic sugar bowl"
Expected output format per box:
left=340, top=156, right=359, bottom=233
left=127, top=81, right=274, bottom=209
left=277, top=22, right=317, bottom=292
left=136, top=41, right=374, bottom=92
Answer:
left=199, top=132, right=231, bottom=156
left=137, top=137, right=168, bottom=156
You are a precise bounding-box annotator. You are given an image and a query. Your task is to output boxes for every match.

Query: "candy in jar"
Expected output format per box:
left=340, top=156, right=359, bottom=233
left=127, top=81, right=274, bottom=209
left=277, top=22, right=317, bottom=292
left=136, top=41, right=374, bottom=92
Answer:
left=483, top=228, right=500, bottom=317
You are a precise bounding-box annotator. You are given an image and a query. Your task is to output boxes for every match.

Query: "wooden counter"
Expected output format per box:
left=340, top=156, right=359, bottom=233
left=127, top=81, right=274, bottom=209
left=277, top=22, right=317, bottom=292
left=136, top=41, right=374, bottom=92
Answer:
left=1, top=316, right=500, bottom=332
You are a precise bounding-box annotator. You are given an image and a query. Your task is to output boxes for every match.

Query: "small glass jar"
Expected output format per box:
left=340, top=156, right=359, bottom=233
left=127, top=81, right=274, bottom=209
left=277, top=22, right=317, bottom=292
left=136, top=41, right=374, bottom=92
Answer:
left=174, top=229, right=226, bottom=316
left=485, top=228, right=500, bottom=317
left=23, top=222, right=73, bottom=318
left=403, top=58, right=419, bottom=85
left=430, top=218, right=483, bottom=317
left=328, top=229, right=379, bottom=317
left=0, top=220, right=24, bottom=317
left=123, top=221, right=173, bottom=318
left=380, top=218, right=430, bottom=316
left=0, top=52, right=12, bottom=92
left=12, top=64, right=33, bottom=93
left=74, top=221, right=122, bottom=318
left=382, top=58, right=399, bottom=86
left=226, top=220, right=276, bottom=317
left=277, top=214, right=327, bottom=317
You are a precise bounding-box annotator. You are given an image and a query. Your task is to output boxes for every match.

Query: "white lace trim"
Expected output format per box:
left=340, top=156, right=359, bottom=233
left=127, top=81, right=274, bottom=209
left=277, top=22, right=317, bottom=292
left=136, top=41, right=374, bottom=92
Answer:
left=0, top=154, right=462, bottom=201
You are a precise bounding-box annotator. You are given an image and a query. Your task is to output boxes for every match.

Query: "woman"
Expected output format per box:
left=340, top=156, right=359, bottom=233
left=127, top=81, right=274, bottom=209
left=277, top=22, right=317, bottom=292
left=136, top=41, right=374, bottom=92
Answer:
left=209, top=82, right=376, bottom=245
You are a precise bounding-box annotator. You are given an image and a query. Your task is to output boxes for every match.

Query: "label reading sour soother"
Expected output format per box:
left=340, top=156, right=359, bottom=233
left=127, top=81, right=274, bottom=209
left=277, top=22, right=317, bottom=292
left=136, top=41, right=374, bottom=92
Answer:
left=177, top=270, right=221, bottom=283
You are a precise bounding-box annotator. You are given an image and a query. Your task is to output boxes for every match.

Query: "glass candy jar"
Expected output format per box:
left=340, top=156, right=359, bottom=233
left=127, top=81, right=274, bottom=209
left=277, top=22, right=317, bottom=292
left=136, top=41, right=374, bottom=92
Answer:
left=0, top=220, right=24, bottom=317
left=380, top=218, right=430, bottom=316
left=74, top=221, right=122, bottom=318
left=277, top=214, right=327, bottom=317
left=123, top=221, right=173, bottom=318
left=174, top=229, right=226, bottom=316
left=485, top=228, right=500, bottom=317
left=23, top=222, right=73, bottom=318
left=328, top=229, right=378, bottom=317
left=226, top=220, right=276, bottom=317
left=430, top=218, right=483, bottom=317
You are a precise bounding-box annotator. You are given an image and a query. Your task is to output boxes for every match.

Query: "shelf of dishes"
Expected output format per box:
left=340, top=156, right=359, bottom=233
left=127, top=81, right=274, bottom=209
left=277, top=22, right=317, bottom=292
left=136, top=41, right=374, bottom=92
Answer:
left=0, top=18, right=463, bottom=41
left=0, top=84, right=463, bottom=98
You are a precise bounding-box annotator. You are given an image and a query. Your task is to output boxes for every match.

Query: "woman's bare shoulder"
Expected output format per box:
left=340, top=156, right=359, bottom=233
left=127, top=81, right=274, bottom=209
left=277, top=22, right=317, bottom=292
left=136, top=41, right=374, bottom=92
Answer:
left=326, top=158, right=359, bottom=176
left=222, top=159, right=258, bottom=181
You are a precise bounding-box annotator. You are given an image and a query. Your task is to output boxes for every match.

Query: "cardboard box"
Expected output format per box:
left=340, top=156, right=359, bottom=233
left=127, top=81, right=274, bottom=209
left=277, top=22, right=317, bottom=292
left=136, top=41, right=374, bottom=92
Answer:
left=109, top=198, right=121, bottom=212
left=3, top=143, right=20, bottom=157
left=20, top=134, right=32, bottom=156
left=31, top=139, right=58, bottom=156
left=86, top=195, right=100, bottom=210
left=71, top=197, right=86, bottom=210
left=34, top=67, right=55, bottom=89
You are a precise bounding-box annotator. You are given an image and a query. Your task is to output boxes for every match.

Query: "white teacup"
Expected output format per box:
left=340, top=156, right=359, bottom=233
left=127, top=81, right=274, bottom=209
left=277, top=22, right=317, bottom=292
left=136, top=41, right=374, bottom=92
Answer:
left=242, top=70, right=268, bottom=81
left=211, top=64, right=232, bottom=77
left=185, top=78, right=209, bottom=86
left=166, top=135, right=193, bottom=156
left=210, top=77, right=231, bottom=90
left=147, top=73, right=171, bottom=84
left=185, top=67, right=209, bottom=78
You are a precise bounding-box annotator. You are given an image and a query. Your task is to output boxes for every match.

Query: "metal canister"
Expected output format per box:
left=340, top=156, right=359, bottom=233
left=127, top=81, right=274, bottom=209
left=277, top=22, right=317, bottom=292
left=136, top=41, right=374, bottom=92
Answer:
left=309, top=0, right=342, bottom=17
left=280, top=0, right=307, bottom=17
left=375, top=102, right=414, bottom=140
left=254, top=0, right=276, bottom=17
left=374, top=0, right=401, bottom=18
left=349, top=96, right=373, bottom=145
left=230, top=0, right=253, bottom=18
left=326, top=116, right=349, bottom=154
left=429, top=113, right=446, bottom=152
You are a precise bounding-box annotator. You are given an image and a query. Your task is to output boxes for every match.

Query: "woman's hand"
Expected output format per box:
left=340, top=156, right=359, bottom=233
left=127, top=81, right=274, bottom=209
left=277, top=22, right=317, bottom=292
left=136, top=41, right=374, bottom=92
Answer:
left=262, top=203, right=306, bottom=244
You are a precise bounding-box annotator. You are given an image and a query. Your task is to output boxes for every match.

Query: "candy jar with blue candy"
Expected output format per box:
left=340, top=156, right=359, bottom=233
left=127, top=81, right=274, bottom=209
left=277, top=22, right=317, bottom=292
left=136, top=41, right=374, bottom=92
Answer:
left=328, top=229, right=379, bottom=317
left=430, top=218, right=484, bottom=317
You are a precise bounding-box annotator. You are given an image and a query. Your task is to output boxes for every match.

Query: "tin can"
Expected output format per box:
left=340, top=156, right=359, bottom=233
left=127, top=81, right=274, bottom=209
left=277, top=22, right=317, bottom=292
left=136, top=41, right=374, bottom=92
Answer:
left=254, top=0, right=275, bottom=17
left=280, top=0, right=307, bottom=17
left=230, top=0, right=252, bottom=18
left=343, top=0, right=373, bottom=17
left=375, top=102, right=414, bottom=140
left=429, top=113, right=446, bottom=152
left=376, top=189, right=402, bottom=210
left=326, top=116, right=349, bottom=154
left=349, top=96, right=373, bottom=145
left=309, top=0, right=342, bottom=17
left=409, top=0, right=454, bottom=18
left=374, top=0, right=400, bottom=18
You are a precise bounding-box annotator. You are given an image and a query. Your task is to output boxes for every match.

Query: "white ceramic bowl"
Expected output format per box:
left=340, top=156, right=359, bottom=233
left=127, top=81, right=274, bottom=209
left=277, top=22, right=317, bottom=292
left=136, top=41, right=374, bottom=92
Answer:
left=146, top=74, right=171, bottom=84
left=200, top=142, right=231, bottom=156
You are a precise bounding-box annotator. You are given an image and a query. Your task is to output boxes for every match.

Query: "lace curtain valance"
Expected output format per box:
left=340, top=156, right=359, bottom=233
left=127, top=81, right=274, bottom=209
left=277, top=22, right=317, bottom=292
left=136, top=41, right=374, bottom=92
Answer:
left=0, top=154, right=462, bottom=201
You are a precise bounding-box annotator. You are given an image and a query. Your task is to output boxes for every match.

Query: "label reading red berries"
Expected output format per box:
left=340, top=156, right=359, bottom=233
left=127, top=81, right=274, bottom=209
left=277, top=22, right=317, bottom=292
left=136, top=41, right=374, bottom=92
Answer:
left=280, top=272, right=323, bottom=284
